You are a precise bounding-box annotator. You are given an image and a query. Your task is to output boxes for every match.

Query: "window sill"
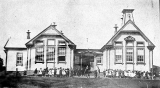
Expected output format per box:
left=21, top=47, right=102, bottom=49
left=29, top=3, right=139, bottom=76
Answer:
left=126, top=62, right=134, bottom=64
left=136, top=62, right=146, bottom=65
left=47, top=61, right=56, bottom=63
left=16, top=65, right=23, bottom=66
left=58, top=61, right=66, bottom=64
left=35, top=61, right=44, bottom=64
left=115, top=63, right=124, bottom=65
left=97, top=63, right=103, bottom=65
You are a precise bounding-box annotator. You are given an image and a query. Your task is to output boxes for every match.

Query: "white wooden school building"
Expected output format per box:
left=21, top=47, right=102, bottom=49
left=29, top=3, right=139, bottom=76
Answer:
left=4, top=9, right=155, bottom=73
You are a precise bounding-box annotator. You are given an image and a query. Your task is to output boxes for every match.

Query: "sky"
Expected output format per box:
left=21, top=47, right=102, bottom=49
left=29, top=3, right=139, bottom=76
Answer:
left=0, top=0, right=159, bottom=66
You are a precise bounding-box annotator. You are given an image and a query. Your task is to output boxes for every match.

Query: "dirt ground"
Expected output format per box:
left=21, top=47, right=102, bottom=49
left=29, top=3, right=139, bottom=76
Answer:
left=0, top=76, right=160, bottom=88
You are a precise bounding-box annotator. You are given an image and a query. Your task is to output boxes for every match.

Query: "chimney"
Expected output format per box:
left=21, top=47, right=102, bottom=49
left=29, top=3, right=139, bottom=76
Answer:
left=114, top=24, right=118, bottom=34
left=27, top=30, right=31, bottom=39
left=51, top=22, right=57, bottom=28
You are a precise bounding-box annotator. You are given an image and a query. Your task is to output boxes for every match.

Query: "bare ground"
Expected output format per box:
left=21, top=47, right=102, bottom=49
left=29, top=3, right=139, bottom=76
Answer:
left=0, top=76, right=160, bottom=88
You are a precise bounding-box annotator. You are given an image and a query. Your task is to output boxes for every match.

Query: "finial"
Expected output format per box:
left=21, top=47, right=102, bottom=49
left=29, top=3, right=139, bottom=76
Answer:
left=114, top=24, right=118, bottom=34
left=60, top=30, right=63, bottom=34
left=51, top=22, right=57, bottom=27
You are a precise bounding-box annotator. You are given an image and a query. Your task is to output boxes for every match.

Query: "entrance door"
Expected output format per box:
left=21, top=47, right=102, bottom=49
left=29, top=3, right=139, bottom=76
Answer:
left=82, top=56, right=94, bottom=70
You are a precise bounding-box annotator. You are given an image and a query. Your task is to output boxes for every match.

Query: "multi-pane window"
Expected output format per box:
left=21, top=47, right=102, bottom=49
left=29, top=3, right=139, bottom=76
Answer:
left=16, top=53, right=23, bottom=66
left=47, top=47, right=55, bottom=62
left=35, top=41, right=44, bottom=63
left=58, top=47, right=66, bottom=62
left=137, top=42, right=145, bottom=64
left=35, top=47, right=44, bottom=62
left=137, top=48, right=144, bottom=62
left=47, top=39, right=55, bottom=62
left=115, top=41, right=123, bottom=63
left=115, top=48, right=123, bottom=63
left=126, top=48, right=134, bottom=63
left=58, top=41, right=66, bottom=62
left=97, top=56, right=103, bottom=64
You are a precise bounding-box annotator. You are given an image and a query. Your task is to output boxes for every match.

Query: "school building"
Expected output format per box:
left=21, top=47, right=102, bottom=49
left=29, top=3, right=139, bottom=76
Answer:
left=4, top=9, right=155, bottom=74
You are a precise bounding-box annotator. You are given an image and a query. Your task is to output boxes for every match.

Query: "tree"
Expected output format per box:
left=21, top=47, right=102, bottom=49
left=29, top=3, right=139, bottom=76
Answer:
left=0, top=57, right=3, bottom=69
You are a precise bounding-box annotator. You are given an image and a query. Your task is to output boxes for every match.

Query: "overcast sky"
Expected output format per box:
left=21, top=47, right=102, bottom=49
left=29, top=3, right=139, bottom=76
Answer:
left=0, top=0, right=159, bottom=66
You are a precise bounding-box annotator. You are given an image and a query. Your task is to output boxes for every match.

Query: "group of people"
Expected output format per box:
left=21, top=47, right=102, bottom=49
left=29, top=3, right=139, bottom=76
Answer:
left=33, top=66, right=93, bottom=78
left=103, top=69, right=155, bottom=79
left=34, top=67, right=70, bottom=77
left=33, top=67, right=155, bottom=79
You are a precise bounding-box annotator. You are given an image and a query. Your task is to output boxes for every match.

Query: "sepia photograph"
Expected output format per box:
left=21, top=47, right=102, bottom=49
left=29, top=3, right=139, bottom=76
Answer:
left=0, top=0, right=160, bottom=88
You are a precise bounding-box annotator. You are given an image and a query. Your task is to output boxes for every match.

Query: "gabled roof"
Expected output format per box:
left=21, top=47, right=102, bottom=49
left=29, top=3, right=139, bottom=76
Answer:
left=101, top=20, right=155, bottom=51
left=26, top=25, right=75, bottom=46
left=4, top=37, right=28, bottom=49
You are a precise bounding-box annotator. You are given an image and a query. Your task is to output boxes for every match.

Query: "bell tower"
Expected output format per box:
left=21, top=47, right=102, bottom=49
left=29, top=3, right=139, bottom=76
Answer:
left=122, top=9, right=134, bottom=26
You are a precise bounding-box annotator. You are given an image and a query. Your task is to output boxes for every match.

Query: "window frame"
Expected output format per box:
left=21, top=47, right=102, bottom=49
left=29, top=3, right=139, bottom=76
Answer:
left=96, top=56, right=103, bottom=65
left=136, top=41, right=145, bottom=65
left=16, top=52, right=23, bottom=66
left=35, top=40, right=44, bottom=64
left=126, top=47, right=134, bottom=64
left=114, top=47, right=123, bottom=64
left=46, top=46, right=55, bottom=63
left=58, top=40, right=66, bottom=46
left=114, top=41, right=123, bottom=64
left=58, top=40, right=66, bottom=63
left=47, top=39, right=56, bottom=46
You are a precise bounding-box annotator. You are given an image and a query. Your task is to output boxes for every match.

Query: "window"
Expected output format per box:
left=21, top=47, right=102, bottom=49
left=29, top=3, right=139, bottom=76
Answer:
left=115, top=41, right=123, bottom=64
left=126, top=41, right=134, bottom=46
left=137, top=48, right=145, bottom=63
left=97, top=56, right=103, bottom=64
left=126, top=48, right=134, bottom=63
left=16, top=53, right=23, bottom=66
left=75, top=56, right=80, bottom=64
left=35, top=47, right=44, bottom=62
left=115, top=48, right=123, bottom=63
left=36, top=41, right=44, bottom=46
left=115, top=41, right=122, bottom=46
left=47, top=47, right=55, bottom=62
left=137, top=42, right=145, bottom=64
left=48, top=39, right=55, bottom=45
left=58, top=47, right=66, bottom=62
left=35, top=40, right=44, bottom=63
left=58, top=41, right=66, bottom=45
left=137, top=42, right=144, bottom=46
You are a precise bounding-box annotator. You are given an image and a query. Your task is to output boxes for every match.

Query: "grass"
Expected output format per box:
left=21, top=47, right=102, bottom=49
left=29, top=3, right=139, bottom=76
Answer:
left=0, top=76, right=160, bottom=88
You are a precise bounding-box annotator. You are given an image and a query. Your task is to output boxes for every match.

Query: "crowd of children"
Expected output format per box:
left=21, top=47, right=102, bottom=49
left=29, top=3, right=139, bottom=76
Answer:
left=34, top=67, right=70, bottom=77
left=33, top=67, right=156, bottom=79
left=103, top=69, right=155, bottom=79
